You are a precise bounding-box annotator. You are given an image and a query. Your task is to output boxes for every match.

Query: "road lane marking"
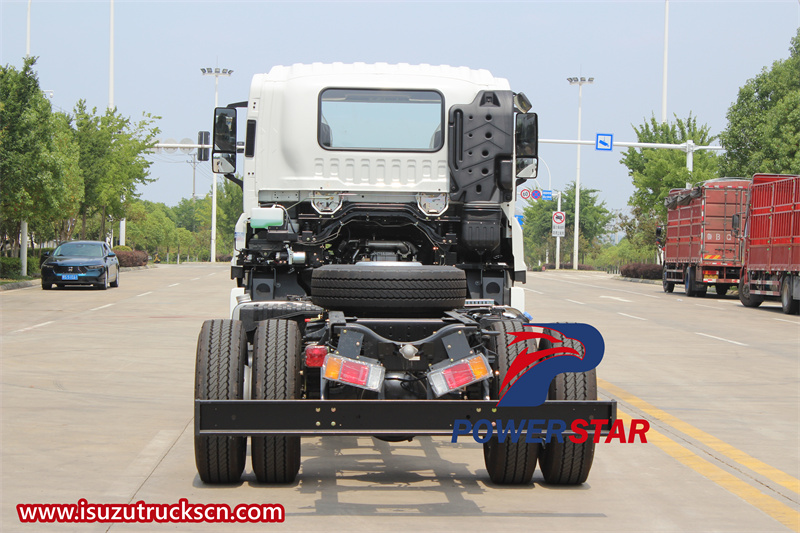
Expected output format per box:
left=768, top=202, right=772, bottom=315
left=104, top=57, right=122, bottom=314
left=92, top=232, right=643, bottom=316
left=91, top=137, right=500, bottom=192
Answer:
left=12, top=321, right=54, bottom=333
left=168, top=283, right=180, bottom=287
left=90, top=304, right=114, bottom=311
left=565, top=299, right=585, bottom=305
left=615, top=408, right=800, bottom=532
left=523, top=288, right=544, bottom=295
left=530, top=276, right=661, bottom=299
left=695, top=332, right=747, bottom=346
left=191, top=277, right=201, bottom=281
left=601, top=295, right=632, bottom=302
left=136, top=291, right=153, bottom=297
left=618, top=312, right=646, bottom=321
left=774, top=318, right=800, bottom=325
left=104, top=429, right=181, bottom=501
left=600, top=379, right=800, bottom=497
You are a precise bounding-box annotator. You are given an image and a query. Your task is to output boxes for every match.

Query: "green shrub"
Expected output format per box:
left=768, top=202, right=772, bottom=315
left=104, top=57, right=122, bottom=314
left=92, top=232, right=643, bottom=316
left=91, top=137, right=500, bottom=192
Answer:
left=113, top=245, right=132, bottom=252
left=620, top=263, right=662, bottom=279
left=115, top=250, right=148, bottom=267
left=0, top=256, right=40, bottom=279
left=542, top=263, right=596, bottom=271
left=0, top=257, right=23, bottom=279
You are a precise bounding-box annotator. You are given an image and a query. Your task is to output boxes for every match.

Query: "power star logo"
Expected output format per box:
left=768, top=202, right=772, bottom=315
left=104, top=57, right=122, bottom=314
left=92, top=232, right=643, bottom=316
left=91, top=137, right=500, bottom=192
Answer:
left=497, top=323, right=604, bottom=408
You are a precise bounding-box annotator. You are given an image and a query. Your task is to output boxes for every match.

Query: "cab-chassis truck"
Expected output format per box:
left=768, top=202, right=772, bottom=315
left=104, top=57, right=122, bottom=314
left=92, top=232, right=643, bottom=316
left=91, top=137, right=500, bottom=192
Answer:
left=659, top=179, right=750, bottom=296
left=736, top=173, right=800, bottom=314
left=193, top=64, right=615, bottom=485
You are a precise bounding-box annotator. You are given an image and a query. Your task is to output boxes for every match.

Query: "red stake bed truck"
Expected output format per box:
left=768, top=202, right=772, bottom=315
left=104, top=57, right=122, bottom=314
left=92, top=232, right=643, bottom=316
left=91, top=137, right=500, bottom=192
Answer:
left=737, top=174, right=800, bottom=314
left=660, top=178, right=750, bottom=296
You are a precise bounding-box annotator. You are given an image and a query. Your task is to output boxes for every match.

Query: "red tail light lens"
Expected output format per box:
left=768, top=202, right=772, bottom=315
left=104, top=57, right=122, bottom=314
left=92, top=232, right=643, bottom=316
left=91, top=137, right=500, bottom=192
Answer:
left=305, top=345, right=328, bottom=367
left=321, top=354, right=385, bottom=392
left=427, top=354, right=491, bottom=397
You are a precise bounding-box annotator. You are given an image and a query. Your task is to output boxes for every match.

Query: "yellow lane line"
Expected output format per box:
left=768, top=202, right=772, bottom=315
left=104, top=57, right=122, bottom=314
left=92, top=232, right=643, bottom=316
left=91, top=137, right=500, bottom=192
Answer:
left=616, top=408, right=800, bottom=532
left=600, top=377, right=800, bottom=497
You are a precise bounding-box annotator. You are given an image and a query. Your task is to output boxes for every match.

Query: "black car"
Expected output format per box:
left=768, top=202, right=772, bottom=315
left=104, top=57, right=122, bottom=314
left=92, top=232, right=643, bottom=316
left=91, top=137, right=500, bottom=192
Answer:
left=41, top=241, right=120, bottom=290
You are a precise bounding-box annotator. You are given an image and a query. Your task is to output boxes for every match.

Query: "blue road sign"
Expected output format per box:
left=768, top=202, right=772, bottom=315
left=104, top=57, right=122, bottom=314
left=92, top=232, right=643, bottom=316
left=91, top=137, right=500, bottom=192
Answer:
left=531, top=190, right=542, bottom=200
left=515, top=214, right=524, bottom=226
left=596, top=133, right=613, bottom=151
left=543, top=189, right=552, bottom=201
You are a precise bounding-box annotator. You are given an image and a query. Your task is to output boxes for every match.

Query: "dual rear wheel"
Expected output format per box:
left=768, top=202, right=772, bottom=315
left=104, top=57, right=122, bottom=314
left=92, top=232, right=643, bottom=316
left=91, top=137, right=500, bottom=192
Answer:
left=194, top=318, right=301, bottom=484
left=483, top=320, right=597, bottom=485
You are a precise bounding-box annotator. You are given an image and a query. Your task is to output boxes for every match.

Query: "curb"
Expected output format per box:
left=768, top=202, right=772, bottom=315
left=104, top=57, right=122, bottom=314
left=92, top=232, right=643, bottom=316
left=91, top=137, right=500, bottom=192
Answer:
left=614, top=276, right=661, bottom=285
left=0, top=280, right=38, bottom=291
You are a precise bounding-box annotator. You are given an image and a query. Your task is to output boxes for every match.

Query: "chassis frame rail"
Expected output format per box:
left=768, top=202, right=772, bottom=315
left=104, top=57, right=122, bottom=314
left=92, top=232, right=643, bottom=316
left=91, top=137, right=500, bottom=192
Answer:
left=196, top=399, right=617, bottom=436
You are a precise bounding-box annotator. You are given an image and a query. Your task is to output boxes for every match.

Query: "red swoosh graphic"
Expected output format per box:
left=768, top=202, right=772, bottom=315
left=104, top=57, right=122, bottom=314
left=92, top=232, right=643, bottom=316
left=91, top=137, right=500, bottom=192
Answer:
left=497, top=330, right=585, bottom=403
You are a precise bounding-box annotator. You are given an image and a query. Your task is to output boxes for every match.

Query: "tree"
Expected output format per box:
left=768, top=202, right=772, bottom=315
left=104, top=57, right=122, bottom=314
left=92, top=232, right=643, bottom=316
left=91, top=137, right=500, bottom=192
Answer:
left=618, top=114, right=718, bottom=263
left=126, top=201, right=176, bottom=255
left=521, top=183, right=612, bottom=266
left=620, top=114, right=719, bottom=221
left=0, top=57, right=83, bottom=252
left=215, top=178, right=243, bottom=255
left=719, top=28, right=800, bottom=177
left=73, top=101, right=159, bottom=240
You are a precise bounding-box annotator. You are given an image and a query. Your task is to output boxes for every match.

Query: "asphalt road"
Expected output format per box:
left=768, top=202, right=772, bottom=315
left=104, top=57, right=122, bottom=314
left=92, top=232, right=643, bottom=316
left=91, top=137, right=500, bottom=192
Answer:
left=1, top=265, right=798, bottom=532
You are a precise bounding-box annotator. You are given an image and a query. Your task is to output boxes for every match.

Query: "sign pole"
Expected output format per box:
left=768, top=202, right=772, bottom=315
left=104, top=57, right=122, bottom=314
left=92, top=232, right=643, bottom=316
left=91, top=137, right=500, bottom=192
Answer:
left=556, top=191, right=561, bottom=270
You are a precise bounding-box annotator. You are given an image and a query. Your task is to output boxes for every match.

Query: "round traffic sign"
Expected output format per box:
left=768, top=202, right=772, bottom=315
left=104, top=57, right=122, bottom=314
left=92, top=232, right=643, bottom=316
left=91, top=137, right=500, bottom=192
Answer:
left=520, top=188, right=531, bottom=199
left=531, top=190, right=542, bottom=200
left=553, top=211, right=565, bottom=224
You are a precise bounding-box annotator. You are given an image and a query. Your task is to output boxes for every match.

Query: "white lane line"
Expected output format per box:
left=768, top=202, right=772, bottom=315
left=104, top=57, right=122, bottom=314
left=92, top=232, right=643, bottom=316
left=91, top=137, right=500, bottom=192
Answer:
left=190, top=277, right=201, bottom=281
left=618, top=312, right=646, bottom=321
left=695, top=332, right=747, bottom=346
left=694, top=304, right=720, bottom=310
left=530, top=277, right=660, bottom=299
left=523, top=288, right=544, bottom=295
left=168, top=283, right=180, bottom=287
left=774, top=318, right=800, bottom=325
left=207, top=272, right=216, bottom=276
left=136, top=291, right=153, bottom=297
left=601, top=295, right=632, bottom=302
left=90, top=304, right=114, bottom=311
left=566, top=299, right=585, bottom=305
left=104, top=429, right=181, bottom=501
left=13, top=321, right=54, bottom=333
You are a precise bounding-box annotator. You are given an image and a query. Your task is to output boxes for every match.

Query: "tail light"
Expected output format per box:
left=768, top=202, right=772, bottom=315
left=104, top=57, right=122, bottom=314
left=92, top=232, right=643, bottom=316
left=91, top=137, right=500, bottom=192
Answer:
left=427, top=354, right=492, bottom=397
left=304, top=345, right=328, bottom=368
left=322, top=354, right=385, bottom=392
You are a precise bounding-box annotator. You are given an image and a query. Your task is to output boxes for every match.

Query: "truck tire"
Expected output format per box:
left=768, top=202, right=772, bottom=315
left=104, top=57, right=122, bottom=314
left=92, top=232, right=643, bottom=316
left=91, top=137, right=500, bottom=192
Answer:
left=538, top=330, right=596, bottom=485
left=714, top=284, right=729, bottom=296
left=194, top=319, right=248, bottom=484
left=311, top=264, right=466, bottom=313
left=684, top=267, right=696, bottom=297
left=662, top=268, right=674, bottom=293
left=739, top=271, right=763, bottom=308
left=482, top=319, right=540, bottom=485
left=781, top=276, right=799, bottom=315
left=251, top=319, right=302, bottom=483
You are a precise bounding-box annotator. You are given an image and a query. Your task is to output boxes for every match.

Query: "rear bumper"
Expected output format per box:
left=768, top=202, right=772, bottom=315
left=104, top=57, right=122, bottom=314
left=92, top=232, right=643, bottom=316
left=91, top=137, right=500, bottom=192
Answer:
left=195, top=399, right=617, bottom=437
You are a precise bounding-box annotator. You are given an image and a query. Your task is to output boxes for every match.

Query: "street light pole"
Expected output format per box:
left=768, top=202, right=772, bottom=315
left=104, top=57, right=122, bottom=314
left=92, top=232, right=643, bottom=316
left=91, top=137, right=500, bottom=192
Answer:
left=201, top=67, right=232, bottom=263
left=662, top=0, right=670, bottom=123
left=567, top=76, right=593, bottom=270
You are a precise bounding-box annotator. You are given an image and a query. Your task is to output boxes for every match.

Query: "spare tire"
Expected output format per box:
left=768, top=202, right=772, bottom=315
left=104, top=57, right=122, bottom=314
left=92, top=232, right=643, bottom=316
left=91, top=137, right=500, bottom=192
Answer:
left=311, top=264, right=466, bottom=313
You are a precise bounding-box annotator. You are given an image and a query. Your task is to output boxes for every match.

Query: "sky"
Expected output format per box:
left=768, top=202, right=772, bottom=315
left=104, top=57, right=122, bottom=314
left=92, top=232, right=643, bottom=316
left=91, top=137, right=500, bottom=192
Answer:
left=2, top=0, right=799, bottom=215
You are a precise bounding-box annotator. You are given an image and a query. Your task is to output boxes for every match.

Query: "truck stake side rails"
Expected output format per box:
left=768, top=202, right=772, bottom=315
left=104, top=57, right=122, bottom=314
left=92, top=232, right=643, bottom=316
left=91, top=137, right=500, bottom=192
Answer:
left=736, top=173, right=800, bottom=314
left=659, top=178, right=750, bottom=297
left=194, top=63, right=614, bottom=486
